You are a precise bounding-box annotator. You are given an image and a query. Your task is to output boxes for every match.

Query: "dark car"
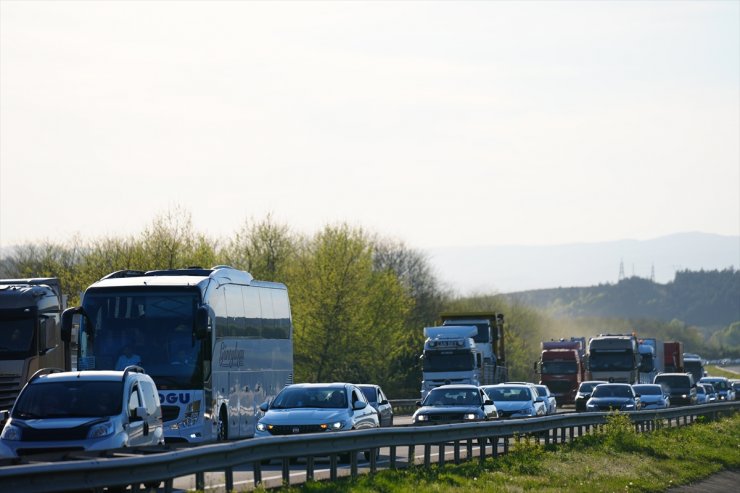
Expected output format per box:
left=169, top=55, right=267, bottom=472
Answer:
left=585, top=383, right=641, bottom=412
left=357, top=384, right=394, bottom=427
left=574, top=381, right=608, bottom=412
left=412, top=385, right=498, bottom=424
left=654, top=373, right=697, bottom=406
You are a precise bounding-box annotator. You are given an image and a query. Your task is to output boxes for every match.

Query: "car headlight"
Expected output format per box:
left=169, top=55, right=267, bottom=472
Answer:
left=415, top=414, right=429, bottom=422
left=88, top=420, right=115, bottom=439
left=463, top=413, right=477, bottom=420
left=328, top=421, right=343, bottom=430
left=681, top=394, right=687, bottom=399
left=586, top=403, right=596, bottom=409
left=256, top=422, right=267, bottom=432
left=624, top=404, right=635, bottom=409
left=0, top=424, right=22, bottom=441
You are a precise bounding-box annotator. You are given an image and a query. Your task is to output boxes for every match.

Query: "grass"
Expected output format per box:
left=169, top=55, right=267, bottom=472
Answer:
left=256, top=412, right=740, bottom=493
left=705, top=365, right=739, bottom=379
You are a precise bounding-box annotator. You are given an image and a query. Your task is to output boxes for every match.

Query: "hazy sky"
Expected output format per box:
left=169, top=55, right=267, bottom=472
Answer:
left=1, top=1, right=738, bottom=250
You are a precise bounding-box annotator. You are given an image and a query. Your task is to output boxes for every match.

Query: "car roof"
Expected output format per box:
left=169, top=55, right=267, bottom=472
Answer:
left=30, top=370, right=133, bottom=383
left=285, top=383, right=351, bottom=389
left=580, top=380, right=608, bottom=386
left=431, top=384, right=480, bottom=390
left=633, top=384, right=660, bottom=388
left=594, top=383, right=632, bottom=388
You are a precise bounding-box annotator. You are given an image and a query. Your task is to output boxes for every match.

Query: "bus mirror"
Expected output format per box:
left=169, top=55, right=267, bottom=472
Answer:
left=194, top=307, right=209, bottom=340
left=61, top=307, right=82, bottom=343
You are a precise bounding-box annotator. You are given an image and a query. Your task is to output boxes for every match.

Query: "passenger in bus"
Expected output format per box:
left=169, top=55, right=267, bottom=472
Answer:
left=115, top=344, right=142, bottom=370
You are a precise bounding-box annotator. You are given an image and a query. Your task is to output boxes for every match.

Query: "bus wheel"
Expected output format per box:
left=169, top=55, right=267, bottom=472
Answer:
left=217, top=407, right=228, bottom=441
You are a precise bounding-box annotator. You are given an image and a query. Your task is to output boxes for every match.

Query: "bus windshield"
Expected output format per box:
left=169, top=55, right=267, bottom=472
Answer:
left=78, top=289, right=202, bottom=389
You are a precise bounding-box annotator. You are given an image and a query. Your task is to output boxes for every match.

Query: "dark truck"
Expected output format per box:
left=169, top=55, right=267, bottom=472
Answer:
left=0, top=278, right=69, bottom=411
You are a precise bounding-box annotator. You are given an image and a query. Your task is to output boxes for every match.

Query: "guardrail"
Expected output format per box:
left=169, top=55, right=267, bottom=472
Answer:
left=0, top=401, right=737, bottom=492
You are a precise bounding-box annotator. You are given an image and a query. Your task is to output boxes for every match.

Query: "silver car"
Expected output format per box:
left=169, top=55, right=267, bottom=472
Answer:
left=632, top=384, right=670, bottom=409
left=255, top=383, right=378, bottom=461
left=357, top=384, right=394, bottom=427
left=534, top=385, right=557, bottom=415
left=482, top=384, right=546, bottom=418
left=0, top=366, right=164, bottom=461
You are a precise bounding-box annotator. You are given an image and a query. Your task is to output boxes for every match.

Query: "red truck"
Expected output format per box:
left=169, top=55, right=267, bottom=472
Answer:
left=664, top=341, right=684, bottom=373
left=534, top=339, right=585, bottom=405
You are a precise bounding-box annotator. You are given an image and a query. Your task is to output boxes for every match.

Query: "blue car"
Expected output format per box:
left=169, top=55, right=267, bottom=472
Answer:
left=482, top=384, right=546, bottom=419
left=586, top=383, right=641, bottom=412
left=698, top=377, right=736, bottom=401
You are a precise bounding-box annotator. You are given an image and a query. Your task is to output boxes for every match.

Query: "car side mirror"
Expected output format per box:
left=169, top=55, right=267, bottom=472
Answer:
left=352, top=400, right=367, bottom=410
left=259, top=401, right=269, bottom=412
left=484, top=399, right=493, bottom=406
left=415, top=401, right=422, bottom=407
left=379, top=399, right=389, bottom=405
left=130, top=406, right=147, bottom=422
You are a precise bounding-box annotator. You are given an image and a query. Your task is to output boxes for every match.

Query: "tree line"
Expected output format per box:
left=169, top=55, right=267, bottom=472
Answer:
left=3, top=209, right=733, bottom=396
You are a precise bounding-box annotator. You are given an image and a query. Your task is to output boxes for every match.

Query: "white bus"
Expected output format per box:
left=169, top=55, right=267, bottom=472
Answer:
left=61, top=266, right=293, bottom=444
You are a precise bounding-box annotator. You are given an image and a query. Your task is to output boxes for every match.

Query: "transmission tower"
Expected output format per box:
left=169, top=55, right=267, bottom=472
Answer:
left=619, top=259, right=625, bottom=281
left=650, top=263, right=655, bottom=282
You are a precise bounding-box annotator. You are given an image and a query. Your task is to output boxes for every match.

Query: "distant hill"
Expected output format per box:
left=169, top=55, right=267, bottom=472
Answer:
left=425, top=232, right=739, bottom=294
left=503, top=269, right=740, bottom=328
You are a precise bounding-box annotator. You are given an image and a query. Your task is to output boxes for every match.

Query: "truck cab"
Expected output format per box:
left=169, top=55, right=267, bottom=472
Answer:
left=420, top=326, right=481, bottom=399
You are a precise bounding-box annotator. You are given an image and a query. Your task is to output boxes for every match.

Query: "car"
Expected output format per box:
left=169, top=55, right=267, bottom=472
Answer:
left=574, top=381, right=608, bottom=412
left=653, top=373, right=697, bottom=406
left=256, top=383, right=378, bottom=436
left=357, top=384, right=394, bottom=427
left=730, top=379, right=740, bottom=397
left=412, top=385, right=498, bottom=424
left=696, top=383, right=716, bottom=404
left=585, top=383, right=641, bottom=412
left=481, top=383, right=546, bottom=419
left=632, top=384, right=670, bottom=409
left=534, top=385, right=558, bottom=415
left=698, top=377, right=736, bottom=401
left=0, top=366, right=164, bottom=461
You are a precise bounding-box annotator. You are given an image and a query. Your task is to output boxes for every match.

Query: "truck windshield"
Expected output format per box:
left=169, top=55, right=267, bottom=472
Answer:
left=541, top=361, right=578, bottom=374
left=13, top=380, right=124, bottom=419
left=423, top=352, right=474, bottom=372
left=0, top=312, right=35, bottom=358
left=639, top=354, right=655, bottom=372
left=589, top=351, right=634, bottom=371
left=78, top=289, right=202, bottom=389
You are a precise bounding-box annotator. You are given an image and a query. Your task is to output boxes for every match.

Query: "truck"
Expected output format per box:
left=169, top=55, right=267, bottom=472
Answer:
left=586, top=334, right=640, bottom=384
left=440, top=312, right=507, bottom=384
left=683, top=353, right=705, bottom=382
left=0, top=278, right=69, bottom=410
left=638, top=338, right=664, bottom=384
left=420, top=312, right=507, bottom=398
left=663, top=341, right=684, bottom=373
left=534, top=338, right=585, bottom=405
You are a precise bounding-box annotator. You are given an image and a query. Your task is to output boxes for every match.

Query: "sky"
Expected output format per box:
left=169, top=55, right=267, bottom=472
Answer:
left=1, top=0, right=739, bottom=252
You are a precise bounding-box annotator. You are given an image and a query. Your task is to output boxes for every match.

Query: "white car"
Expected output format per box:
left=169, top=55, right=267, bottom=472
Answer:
left=482, top=384, right=547, bottom=418
left=0, top=366, right=164, bottom=461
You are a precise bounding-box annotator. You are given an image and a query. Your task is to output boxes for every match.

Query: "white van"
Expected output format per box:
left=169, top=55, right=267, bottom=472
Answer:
left=0, top=366, right=164, bottom=460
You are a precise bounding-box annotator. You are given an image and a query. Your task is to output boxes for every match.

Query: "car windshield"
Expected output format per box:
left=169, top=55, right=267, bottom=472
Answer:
left=13, top=380, right=124, bottom=419
left=592, top=386, right=633, bottom=398
left=702, top=379, right=727, bottom=390
left=535, top=386, right=549, bottom=396
left=485, top=387, right=531, bottom=401
left=579, top=382, right=604, bottom=393
left=423, top=388, right=481, bottom=406
left=633, top=385, right=661, bottom=395
left=655, top=376, right=690, bottom=389
left=270, top=387, right=347, bottom=409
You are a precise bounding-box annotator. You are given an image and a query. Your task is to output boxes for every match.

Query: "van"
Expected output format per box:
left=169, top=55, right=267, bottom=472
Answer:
left=0, top=366, right=164, bottom=460
left=653, top=372, right=697, bottom=406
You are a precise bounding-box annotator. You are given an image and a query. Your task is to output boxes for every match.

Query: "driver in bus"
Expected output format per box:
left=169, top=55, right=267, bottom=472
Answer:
left=115, top=343, right=142, bottom=370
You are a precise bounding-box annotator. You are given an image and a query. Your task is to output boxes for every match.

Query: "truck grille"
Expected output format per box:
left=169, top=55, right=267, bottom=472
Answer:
left=0, top=373, right=22, bottom=410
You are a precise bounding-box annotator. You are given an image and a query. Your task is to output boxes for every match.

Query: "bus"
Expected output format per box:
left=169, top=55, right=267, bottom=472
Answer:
left=61, top=266, right=293, bottom=444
